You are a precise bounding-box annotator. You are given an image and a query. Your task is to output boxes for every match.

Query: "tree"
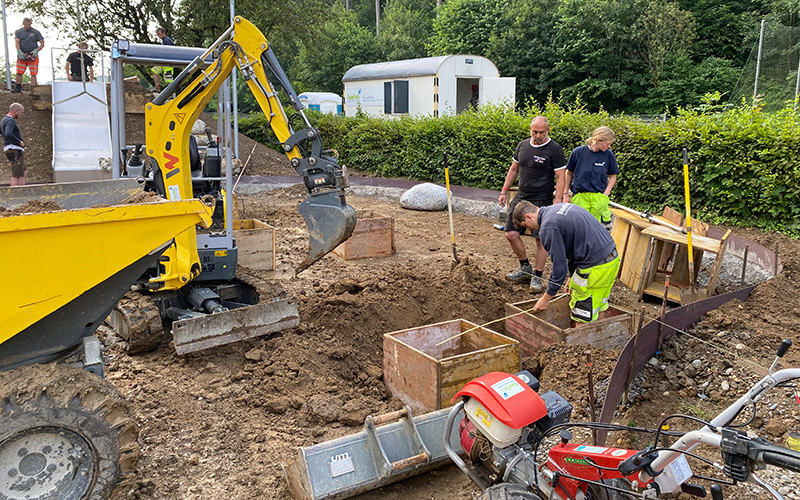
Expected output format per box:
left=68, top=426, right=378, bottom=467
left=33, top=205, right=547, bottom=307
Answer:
left=17, top=0, right=175, bottom=48
left=294, top=9, right=381, bottom=93
left=486, top=0, right=559, bottom=105
left=550, top=0, right=649, bottom=111
left=427, top=0, right=508, bottom=56
left=377, top=0, right=433, bottom=61
left=636, top=1, right=697, bottom=85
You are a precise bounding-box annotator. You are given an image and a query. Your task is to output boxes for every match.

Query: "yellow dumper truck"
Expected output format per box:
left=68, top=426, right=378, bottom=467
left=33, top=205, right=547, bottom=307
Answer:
left=0, top=179, right=213, bottom=499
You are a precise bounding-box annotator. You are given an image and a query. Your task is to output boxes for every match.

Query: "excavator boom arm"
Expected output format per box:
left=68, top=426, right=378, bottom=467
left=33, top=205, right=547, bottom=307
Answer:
left=146, top=16, right=355, bottom=289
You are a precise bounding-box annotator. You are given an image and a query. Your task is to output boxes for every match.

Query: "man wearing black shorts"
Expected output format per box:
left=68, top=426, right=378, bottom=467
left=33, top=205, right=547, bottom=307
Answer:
left=498, top=116, right=567, bottom=292
left=2, top=103, right=26, bottom=185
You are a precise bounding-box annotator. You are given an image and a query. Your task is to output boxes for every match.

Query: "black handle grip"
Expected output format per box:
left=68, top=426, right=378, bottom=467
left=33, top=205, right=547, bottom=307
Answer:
left=134, top=143, right=142, bottom=155
left=777, top=339, right=792, bottom=358
left=683, top=147, right=689, bottom=164
left=761, top=450, right=800, bottom=474
left=205, top=127, right=214, bottom=145
left=710, top=484, right=723, bottom=500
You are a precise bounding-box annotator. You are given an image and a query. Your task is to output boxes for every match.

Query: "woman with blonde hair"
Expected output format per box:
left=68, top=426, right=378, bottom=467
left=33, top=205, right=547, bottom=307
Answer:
left=563, top=126, right=619, bottom=230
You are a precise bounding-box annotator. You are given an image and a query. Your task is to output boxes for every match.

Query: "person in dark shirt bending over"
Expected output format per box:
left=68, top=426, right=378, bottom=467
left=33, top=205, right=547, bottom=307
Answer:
left=513, top=201, right=619, bottom=325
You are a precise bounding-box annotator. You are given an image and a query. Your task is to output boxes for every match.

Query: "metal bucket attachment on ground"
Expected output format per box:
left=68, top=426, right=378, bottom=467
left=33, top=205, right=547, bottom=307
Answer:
left=283, top=407, right=463, bottom=500
left=171, top=297, right=300, bottom=355
left=297, top=197, right=357, bottom=273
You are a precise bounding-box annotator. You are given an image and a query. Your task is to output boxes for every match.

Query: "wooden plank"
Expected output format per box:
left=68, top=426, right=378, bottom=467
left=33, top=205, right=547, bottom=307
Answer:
left=641, top=225, right=723, bottom=253
left=706, top=230, right=732, bottom=296
left=610, top=218, right=632, bottom=273
left=504, top=302, right=563, bottom=357
left=672, top=217, right=710, bottom=283
left=636, top=238, right=655, bottom=300
left=610, top=208, right=654, bottom=230
left=658, top=206, right=684, bottom=271
left=333, top=212, right=395, bottom=260
left=439, top=344, right=520, bottom=407
left=233, top=219, right=276, bottom=271
left=383, top=333, right=439, bottom=413
left=620, top=229, right=648, bottom=294
left=642, top=280, right=684, bottom=304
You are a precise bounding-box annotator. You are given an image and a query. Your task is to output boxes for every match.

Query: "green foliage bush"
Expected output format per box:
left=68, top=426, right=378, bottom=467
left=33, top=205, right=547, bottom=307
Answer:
left=244, top=101, right=800, bottom=235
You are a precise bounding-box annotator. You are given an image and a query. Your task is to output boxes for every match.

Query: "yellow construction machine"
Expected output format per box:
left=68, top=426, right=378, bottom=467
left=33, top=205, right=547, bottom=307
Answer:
left=0, top=180, right=214, bottom=499
left=107, top=16, right=356, bottom=354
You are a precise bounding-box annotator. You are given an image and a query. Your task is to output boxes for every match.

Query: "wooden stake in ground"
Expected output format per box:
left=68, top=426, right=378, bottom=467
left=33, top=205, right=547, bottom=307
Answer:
left=444, top=153, right=460, bottom=269
left=586, top=350, right=597, bottom=445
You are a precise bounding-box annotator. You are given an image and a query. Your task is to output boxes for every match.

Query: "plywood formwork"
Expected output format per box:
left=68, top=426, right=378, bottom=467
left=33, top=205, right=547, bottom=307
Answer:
left=383, top=319, right=519, bottom=413
left=504, top=296, right=634, bottom=357
left=333, top=211, right=395, bottom=260
left=233, top=219, right=276, bottom=271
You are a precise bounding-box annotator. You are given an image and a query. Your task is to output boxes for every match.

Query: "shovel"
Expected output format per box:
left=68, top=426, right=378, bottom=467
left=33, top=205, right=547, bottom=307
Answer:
left=444, top=153, right=460, bottom=269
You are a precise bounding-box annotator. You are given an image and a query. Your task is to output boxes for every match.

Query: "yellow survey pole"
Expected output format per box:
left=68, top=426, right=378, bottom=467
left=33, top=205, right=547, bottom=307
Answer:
left=683, top=148, right=695, bottom=286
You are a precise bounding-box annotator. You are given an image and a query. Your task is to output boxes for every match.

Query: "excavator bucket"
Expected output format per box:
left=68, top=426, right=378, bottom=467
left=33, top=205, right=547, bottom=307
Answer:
left=297, top=198, right=357, bottom=273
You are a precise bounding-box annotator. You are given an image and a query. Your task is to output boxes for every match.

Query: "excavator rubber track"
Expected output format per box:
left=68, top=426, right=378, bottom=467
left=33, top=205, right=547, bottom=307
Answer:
left=107, top=291, right=165, bottom=354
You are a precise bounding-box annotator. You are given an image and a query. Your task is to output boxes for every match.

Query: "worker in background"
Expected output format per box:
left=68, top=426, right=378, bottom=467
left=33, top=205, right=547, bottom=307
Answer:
left=2, top=103, right=27, bottom=186
left=563, top=126, right=619, bottom=231
left=469, top=84, right=479, bottom=110
left=498, top=116, right=567, bottom=292
left=152, top=27, right=175, bottom=92
left=13, top=17, right=45, bottom=92
left=513, top=201, right=619, bottom=325
left=65, top=42, right=94, bottom=82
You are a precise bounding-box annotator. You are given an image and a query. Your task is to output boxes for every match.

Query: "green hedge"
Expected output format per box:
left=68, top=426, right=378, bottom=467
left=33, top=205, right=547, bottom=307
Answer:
left=241, top=102, right=800, bottom=235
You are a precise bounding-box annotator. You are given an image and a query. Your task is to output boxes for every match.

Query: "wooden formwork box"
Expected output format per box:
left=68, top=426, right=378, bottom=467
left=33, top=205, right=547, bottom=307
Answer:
left=383, top=319, right=520, bottom=414
left=638, top=225, right=731, bottom=304
left=504, top=296, right=635, bottom=357
left=233, top=219, right=275, bottom=271
left=333, top=210, right=395, bottom=260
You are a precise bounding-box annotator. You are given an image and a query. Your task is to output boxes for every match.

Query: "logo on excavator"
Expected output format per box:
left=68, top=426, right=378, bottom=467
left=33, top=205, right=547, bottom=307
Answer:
left=163, top=152, right=179, bottom=170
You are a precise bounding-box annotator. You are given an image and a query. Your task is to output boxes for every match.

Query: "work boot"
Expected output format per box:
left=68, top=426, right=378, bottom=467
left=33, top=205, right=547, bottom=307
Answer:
left=506, top=262, right=533, bottom=282
left=12, top=83, right=20, bottom=93
left=530, top=274, right=544, bottom=293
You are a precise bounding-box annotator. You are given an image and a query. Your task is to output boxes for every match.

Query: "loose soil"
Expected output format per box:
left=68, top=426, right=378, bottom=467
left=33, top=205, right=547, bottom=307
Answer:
left=2, top=87, right=799, bottom=499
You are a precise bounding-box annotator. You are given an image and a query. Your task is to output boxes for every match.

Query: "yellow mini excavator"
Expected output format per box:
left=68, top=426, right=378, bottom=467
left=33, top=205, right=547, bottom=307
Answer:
left=0, top=17, right=356, bottom=499
left=107, top=16, right=356, bottom=354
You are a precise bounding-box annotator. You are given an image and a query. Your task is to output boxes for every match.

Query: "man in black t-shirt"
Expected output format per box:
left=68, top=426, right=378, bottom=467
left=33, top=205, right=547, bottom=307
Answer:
left=65, top=42, right=94, bottom=82
left=498, top=116, right=567, bottom=292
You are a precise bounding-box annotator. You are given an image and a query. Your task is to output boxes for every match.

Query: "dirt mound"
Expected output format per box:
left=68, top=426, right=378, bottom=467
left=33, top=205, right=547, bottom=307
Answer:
left=0, top=199, right=62, bottom=216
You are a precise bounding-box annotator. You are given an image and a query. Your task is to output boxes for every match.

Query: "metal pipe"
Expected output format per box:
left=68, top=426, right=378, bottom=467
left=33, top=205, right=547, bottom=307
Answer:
left=1, top=0, right=11, bottom=89
left=230, top=0, right=239, bottom=158
left=110, top=54, right=123, bottom=178
left=609, top=201, right=686, bottom=234
left=754, top=19, right=765, bottom=101
left=223, top=77, right=234, bottom=241
left=795, top=51, right=800, bottom=110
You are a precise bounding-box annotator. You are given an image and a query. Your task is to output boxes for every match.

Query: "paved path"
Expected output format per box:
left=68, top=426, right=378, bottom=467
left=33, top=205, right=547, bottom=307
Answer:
left=237, top=175, right=499, bottom=203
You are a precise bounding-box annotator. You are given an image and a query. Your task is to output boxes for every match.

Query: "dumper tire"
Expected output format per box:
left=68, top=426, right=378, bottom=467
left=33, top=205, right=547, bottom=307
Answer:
left=108, top=291, right=165, bottom=354
left=478, top=483, right=542, bottom=500
left=0, top=363, right=140, bottom=500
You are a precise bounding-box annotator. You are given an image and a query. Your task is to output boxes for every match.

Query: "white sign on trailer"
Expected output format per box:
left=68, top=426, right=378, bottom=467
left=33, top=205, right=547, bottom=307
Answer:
left=345, top=86, right=384, bottom=107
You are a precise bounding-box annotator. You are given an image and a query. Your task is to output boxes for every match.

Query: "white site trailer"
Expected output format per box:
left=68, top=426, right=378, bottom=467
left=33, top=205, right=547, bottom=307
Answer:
left=342, top=55, right=515, bottom=118
left=298, top=92, right=343, bottom=115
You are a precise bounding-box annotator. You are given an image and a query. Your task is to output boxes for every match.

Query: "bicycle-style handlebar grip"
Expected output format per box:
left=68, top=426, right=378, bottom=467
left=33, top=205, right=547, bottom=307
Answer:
left=710, top=484, right=723, bottom=500
left=777, top=339, right=792, bottom=358
left=761, top=450, right=800, bottom=474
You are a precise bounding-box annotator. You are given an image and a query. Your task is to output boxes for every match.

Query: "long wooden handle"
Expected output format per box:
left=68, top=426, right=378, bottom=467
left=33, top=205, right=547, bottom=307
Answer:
left=370, top=408, right=408, bottom=426
left=391, top=452, right=428, bottom=471
left=683, top=148, right=695, bottom=286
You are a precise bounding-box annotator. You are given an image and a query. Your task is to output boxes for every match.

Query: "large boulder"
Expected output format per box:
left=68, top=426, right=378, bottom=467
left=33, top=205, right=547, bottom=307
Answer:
left=400, top=183, right=448, bottom=211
